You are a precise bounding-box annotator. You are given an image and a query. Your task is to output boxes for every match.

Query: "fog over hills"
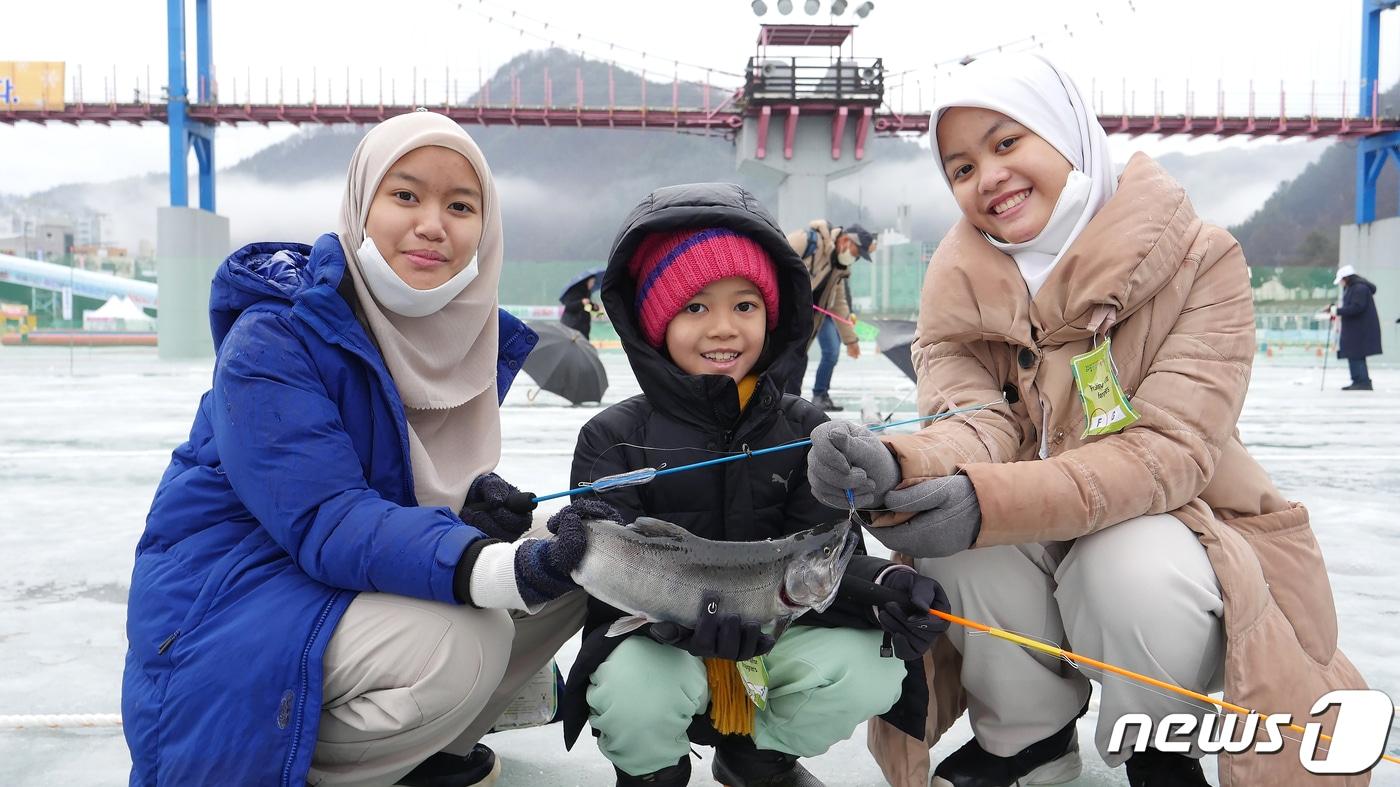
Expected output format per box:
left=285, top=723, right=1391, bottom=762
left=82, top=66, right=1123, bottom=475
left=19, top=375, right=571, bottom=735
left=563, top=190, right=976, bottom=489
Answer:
left=10, top=49, right=1359, bottom=265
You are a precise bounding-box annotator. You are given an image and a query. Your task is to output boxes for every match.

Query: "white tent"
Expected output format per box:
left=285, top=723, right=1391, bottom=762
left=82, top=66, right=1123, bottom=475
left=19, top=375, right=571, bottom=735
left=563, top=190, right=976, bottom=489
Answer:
left=83, top=295, right=157, bottom=332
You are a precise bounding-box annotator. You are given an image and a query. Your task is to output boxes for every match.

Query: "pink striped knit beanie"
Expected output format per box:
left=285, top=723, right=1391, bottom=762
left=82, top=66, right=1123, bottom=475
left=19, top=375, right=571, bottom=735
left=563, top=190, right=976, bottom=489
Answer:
left=628, top=228, right=781, bottom=347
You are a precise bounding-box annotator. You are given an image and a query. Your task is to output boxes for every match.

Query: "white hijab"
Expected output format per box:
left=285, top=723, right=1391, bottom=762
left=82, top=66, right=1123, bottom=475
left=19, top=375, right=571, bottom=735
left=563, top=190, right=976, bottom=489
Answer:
left=931, top=53, right=1116, bottom=297
left=338, top=111, right=503, bottom=510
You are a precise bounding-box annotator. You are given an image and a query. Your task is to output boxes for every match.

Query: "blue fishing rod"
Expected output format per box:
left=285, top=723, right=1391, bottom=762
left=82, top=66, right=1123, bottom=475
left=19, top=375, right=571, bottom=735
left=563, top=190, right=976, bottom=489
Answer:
left=523, top=401, right=1004, bottom=504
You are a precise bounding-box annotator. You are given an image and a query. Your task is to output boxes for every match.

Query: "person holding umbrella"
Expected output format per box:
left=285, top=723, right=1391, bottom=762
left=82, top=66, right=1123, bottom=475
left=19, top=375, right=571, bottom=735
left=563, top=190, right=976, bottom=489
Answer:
left=784, top=220, right=877, bottom=411
left=1331, top=263, right=1382, bottom=390
left=559, top=268, right=604, bottom=339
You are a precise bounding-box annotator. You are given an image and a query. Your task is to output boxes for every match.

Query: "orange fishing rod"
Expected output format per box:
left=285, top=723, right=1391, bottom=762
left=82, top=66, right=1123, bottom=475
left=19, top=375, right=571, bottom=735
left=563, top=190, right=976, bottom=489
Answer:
left=839, top=576, right=1400, bottom=766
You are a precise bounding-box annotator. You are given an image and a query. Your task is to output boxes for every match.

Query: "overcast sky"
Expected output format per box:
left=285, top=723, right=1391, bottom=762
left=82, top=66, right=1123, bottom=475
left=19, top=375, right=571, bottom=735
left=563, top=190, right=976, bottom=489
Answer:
left=2, top=0, right=1397, bottom=196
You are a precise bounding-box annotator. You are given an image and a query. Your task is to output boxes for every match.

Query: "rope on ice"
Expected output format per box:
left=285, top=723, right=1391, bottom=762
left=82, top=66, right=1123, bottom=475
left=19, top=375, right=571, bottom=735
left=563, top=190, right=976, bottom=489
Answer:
left=0, top=713, right=123, bottom=730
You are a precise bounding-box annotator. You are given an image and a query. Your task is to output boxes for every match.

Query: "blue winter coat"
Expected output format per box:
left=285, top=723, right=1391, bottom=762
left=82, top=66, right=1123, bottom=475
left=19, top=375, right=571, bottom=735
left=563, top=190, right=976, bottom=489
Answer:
left=1337, top=275, right=1382, bottom=359
left=121, top=233, right=535, bottom=786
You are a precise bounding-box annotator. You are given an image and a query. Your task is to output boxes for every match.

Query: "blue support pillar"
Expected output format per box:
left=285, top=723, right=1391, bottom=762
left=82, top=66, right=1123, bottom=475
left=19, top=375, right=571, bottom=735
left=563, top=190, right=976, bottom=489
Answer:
left=167, top=0, right=217, bottom=212
left=167, top=0, right=188, bottom=208
left=1357, top=0, right=1400, bottom=224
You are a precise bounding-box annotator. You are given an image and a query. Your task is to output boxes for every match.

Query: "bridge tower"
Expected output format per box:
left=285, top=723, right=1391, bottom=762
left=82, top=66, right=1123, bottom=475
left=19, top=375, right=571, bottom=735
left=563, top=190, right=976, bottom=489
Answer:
left=167, top=0, right=216, bottom=211
left=735, top=24, right=881, bottom=231
left=1339, top=0, right=1400, bottom=334
left=1356, top=0, right=1400, bottom=224
left=159, top=0, right=229, bottom=359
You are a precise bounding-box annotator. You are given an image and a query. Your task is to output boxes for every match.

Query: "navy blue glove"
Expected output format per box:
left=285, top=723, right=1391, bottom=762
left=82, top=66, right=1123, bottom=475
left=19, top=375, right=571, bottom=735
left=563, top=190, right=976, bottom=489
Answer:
left=510, top=499, right=616, bottom=606
left=875, top=568, right=950, bottom=661
left=461, top=472, right=536, bottom=542
left=649, top=594, right=776, bottom=661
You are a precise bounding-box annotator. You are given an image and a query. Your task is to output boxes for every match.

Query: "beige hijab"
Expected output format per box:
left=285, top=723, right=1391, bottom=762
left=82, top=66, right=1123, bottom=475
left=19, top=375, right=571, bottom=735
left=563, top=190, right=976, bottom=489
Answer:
left=338, top=111, right=502, bottom=511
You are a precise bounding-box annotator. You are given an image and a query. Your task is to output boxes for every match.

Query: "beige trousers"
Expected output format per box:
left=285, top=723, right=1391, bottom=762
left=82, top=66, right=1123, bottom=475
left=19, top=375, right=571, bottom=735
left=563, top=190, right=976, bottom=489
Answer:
left=306, top=585, right=586, bottom=787
left=915, top=513, right=1225, bottom=767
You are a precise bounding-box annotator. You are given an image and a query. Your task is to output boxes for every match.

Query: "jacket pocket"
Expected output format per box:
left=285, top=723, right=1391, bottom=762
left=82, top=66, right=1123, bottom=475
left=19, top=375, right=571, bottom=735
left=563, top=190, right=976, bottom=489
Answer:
left=1219, top=503, right=1339, bottom=664
left=169, top=532, right=266, bottom=660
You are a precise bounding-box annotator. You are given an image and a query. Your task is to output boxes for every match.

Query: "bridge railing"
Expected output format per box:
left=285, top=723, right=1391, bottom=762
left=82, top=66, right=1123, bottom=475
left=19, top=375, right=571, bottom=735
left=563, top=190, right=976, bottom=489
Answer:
left=9, top=65, right=1400, bottom=140
left=743, top=57, right=884, bottom=104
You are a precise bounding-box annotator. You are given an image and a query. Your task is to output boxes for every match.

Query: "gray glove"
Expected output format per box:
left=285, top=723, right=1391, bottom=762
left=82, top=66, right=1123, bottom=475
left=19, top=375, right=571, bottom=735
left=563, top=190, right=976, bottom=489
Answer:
left=866, top=476, right=981, bottom=558
left=807, top=420, right=902, bottom=510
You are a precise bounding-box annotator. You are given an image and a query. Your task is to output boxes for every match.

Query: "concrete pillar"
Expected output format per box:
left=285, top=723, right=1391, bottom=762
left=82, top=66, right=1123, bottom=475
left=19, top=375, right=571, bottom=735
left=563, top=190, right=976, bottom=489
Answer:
left=735, top=113, right=872, bottom=232
left=1339, top=218, right=1400, bottom=362
left=157, top=206, right=230, bottom=359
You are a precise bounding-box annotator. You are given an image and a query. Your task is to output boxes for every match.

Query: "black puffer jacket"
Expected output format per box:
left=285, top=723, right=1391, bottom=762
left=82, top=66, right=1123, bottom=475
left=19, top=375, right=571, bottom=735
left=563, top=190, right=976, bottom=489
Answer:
left=560, top=183, right=927, bottom=748
left=1337, top=275, right=1382, bottom=359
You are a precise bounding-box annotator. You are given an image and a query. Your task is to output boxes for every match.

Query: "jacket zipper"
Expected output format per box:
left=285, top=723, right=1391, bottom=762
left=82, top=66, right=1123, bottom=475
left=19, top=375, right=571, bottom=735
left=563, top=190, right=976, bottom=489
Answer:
left=281, top=591, right=342, bottom=787
left=157, top=630, right=180, bottom=655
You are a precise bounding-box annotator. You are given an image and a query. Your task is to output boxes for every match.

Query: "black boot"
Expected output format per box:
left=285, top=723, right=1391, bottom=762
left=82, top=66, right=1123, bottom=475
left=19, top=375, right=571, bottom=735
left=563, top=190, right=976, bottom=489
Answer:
left=1342, top=381, right=1374, bottom=390
left=398, top=744, right=501, bottom=787
left=712, top=737, right=824, bottom=786
left=1124, top=748, right=1209, bottom=787
left=931, top=702, right=1086, bottom=787
left=614, top=756, right=691, bottom=787
left=813, top=393, right=844, bottom=412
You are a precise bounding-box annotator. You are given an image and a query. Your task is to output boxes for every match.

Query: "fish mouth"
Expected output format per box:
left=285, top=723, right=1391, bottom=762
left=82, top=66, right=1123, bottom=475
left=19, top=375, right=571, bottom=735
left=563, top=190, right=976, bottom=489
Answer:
left=780, top=521, right=858, bottom=613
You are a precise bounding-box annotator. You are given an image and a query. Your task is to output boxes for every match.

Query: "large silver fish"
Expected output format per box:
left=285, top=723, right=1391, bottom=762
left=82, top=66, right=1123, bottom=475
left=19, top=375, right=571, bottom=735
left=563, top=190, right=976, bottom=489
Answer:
left=570, top=516, right=858, bottom=638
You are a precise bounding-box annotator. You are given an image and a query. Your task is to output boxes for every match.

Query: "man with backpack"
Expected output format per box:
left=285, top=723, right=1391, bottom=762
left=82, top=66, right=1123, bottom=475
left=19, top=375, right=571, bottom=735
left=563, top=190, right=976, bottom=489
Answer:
left=784, top=220, right=877, bottom=411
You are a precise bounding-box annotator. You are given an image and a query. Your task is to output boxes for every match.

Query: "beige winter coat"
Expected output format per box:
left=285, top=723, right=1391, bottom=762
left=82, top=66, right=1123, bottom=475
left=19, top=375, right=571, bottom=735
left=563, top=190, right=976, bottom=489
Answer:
left=786, top=220, right=860, bottom=347
left=867, top=154, right=1369, bottom=786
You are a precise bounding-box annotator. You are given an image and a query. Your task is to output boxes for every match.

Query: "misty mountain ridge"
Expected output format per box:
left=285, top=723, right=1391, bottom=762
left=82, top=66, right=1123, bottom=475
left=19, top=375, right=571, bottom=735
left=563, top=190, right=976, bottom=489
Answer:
left=11, top=48, right=1356, bottom=264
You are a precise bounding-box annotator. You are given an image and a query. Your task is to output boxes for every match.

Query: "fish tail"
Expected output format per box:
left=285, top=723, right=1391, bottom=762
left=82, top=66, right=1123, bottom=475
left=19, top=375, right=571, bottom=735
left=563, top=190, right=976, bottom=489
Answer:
left=705, top=658, right=754, bottom=736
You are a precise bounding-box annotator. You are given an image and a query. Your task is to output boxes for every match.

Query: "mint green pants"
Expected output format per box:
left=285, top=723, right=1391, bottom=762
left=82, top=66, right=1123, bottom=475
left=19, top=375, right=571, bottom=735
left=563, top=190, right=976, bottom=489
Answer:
left=586, top=625, right=906, bottom=776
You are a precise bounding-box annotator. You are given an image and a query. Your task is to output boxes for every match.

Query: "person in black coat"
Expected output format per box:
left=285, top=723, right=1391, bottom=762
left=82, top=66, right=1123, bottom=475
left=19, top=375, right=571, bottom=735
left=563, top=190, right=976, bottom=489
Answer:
left=1334, top=264, right=1382, bottom=390
left=559, top=183, right=947, bottom=787
left=559, top=274, right=599, bottom=338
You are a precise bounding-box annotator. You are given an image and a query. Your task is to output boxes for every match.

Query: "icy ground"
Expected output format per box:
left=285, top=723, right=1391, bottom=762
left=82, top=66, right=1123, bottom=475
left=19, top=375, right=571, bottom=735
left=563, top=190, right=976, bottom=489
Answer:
left=1, top=344, right=1397, bottom=786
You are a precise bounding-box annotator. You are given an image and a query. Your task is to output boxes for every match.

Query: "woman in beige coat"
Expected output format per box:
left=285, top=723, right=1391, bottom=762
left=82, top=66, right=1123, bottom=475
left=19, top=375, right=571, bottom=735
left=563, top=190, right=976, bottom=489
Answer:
left=806, top=54, right=1368, bottom=787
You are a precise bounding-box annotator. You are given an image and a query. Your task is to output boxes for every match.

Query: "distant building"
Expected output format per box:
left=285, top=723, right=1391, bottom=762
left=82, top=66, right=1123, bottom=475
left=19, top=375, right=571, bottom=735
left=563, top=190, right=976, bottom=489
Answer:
left=72, top=244, right=133, bottom=277
left=34, top=223, right=73, bottom=262
left=1253, top=279, right=1331, bottom=302
left=74, top=213, right=108, bottom=248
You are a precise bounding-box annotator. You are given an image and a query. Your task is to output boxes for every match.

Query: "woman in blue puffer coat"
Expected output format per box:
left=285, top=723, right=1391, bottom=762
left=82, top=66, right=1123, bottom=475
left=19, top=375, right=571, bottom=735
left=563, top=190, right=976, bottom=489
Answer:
left=122, top=111, right=604, bottom=787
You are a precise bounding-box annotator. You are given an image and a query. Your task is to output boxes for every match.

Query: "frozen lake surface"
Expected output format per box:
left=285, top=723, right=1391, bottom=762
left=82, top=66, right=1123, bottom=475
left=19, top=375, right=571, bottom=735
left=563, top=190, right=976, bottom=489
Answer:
left=1, top=344, right=1397, bottom=785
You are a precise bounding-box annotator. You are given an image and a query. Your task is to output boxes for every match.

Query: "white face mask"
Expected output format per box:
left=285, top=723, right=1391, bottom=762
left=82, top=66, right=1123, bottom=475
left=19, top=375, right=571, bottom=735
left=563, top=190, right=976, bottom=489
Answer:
left=836, top=249, right=857, bottom=267
left=356, top=235, right=479, bottom=318
left=986, top=169, right=1092, bottom=255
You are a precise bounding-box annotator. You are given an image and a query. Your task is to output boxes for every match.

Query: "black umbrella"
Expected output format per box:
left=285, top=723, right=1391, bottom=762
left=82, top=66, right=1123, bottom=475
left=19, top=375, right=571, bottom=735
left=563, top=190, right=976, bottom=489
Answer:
left=558, top=267, right=606, bottom=301
left=522, top=321, right=609, bottom=405
left=870, top=319, right=918, bottom=382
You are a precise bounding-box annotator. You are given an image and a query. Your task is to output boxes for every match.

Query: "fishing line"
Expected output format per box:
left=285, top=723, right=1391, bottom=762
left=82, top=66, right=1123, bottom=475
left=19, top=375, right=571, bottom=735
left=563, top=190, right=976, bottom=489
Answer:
left=533, top=400, right=1008, bottom=503
left=584, top=442, right=739, bottom=488
left=880, top=383, right=918, bottom=424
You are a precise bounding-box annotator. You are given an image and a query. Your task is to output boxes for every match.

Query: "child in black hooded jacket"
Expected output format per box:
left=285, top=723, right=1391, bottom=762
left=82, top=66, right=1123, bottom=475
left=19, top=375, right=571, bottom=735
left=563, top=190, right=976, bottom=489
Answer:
left=556, top=183, right=948, bottom=787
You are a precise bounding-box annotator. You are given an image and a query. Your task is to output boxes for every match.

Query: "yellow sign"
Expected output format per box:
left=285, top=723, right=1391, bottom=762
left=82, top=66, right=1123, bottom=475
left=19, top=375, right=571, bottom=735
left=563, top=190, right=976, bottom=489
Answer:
left=0, top=62, right=65, bottom=111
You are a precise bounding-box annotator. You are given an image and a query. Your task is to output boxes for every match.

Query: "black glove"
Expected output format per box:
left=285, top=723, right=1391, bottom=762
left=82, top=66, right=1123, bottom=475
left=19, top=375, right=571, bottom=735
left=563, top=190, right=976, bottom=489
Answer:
left=462, top=472, right=537, bottom=542
left=874, top=568, right=950, bottom=661
left=648, top=594, right=776, bottom=661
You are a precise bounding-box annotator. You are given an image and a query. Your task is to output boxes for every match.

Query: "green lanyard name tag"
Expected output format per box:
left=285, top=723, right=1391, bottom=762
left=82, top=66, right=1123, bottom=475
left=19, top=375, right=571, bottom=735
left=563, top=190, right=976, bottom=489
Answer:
left=736, top=656, right=770, bottom=710
left=1070, top=336, right=1139, bottom=438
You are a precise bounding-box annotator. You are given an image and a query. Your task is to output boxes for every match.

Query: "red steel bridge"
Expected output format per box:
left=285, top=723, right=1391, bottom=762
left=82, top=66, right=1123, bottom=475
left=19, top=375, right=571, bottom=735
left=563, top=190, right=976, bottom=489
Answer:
left=7, top=80, right=1400, bottom=141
